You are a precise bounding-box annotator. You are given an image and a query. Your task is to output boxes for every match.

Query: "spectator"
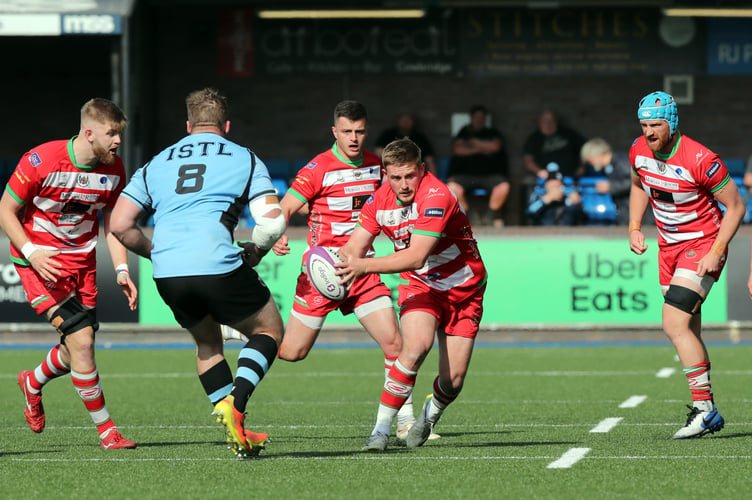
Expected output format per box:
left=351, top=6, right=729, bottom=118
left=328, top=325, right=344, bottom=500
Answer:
left=374, top=112, right=437, bottom=177
left=446, top=105, right=510, bottom=228
left=523, top=110, right=586, bottom=179
left=580, top=138, right=633, bottom=225
left=742, top=153, right=752, bottom=193
left=526, top=162, right=583, bottom=226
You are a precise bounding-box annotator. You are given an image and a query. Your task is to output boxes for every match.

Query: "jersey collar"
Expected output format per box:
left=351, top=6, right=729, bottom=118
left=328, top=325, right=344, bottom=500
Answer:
left=67, top=136, right=96, bottom=171
left=331, top=142, right=363, bottom=167
left=653, top=132, right=682, bottom=162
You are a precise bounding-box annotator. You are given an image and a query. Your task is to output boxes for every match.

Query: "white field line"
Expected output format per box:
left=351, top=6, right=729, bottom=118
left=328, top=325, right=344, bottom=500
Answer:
left=547, top=448, right=591, bottom=469
left=6, top=453, right=752, bottom=464
left=619, top=395, right=648, bottom=408
left=656, top=367, right=676, bottom=378
left=590, top=417, right=623, bottom=433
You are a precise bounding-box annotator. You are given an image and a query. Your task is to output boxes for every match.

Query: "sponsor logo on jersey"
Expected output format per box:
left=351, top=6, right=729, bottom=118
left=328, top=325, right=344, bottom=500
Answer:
left=650, top=187, right=675, bottom=203
left=676, top=168, right=683, bottom=175
left=644, top=175, right=679, bottom=190
left=351, top=194, right=371, bottom=210
left=14, top=171, right=29, bottom=184
left=77, top=174, right=90, bottom=188
left=661, top=225, right=678, bottom=232
left=344, top=184, right=374, bottom=195
left=305, top=162, right=317, bottom=169
left=29, top=153, right=42, bottom=167
left=705, top=161, right=721, bottom=179
left=366, top=194, right=374, bottom=204
left=424, top=207, right=444, bottom=217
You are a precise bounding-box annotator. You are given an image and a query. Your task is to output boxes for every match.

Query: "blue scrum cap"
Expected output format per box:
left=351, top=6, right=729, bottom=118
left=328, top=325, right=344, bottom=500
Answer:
left=637, top=91, right=678, bottom=136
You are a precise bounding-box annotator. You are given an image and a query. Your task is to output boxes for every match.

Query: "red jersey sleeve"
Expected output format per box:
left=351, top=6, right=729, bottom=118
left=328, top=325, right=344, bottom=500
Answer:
left=697, top=154, right=729, bottom=193
left=413, top=188, right=453, bottom=236
left=289, top=160, right=323, bottom=202
left=6, top=152, right=43, bottom=204
left=356, top=192, right=381, bottom=235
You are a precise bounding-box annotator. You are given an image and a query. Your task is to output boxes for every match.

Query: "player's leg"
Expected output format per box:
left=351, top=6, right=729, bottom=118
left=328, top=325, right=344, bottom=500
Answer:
left=488, top=180, right=510, bottom=228
left=407, top=288, right=483, bottom=448
left=15, top=267, right=72, bottom=433
left=278, top=311, right=324, bottom=361
left=363, top=309, right=437, bottom=451
left=18, top=342, right=71, bottom=433
left=356, top=296, right=418, bottom=437
left=46, top=296, right=135, bottom=449
left=662, top=268, right=723, bottom=439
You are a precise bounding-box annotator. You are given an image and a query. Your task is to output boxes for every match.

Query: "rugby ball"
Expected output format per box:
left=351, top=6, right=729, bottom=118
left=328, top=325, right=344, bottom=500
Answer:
left=305, top=246, right=350, bottom=301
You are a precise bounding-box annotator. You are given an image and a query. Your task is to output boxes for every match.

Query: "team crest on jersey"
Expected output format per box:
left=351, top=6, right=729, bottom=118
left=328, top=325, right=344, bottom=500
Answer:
left=77, top=174, right=90, bottom=187
left=657, top=163, right=667, bottom=174
left=29, top=153, right=42, bottom=167
left=705, top=161, right=721, bottom=179
left=686, top=250, right=696, bottom=257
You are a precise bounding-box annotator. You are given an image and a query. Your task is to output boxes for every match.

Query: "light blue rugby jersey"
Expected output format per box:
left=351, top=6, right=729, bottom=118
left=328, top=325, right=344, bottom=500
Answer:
left=122, top=132, right=275, bottom=278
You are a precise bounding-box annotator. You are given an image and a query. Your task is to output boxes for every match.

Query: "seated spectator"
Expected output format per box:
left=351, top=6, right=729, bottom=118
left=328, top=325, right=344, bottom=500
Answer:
left=523, top=110, right=586, bottom=180
left=446, top=105, right=510, bottom=228
left=579, top=138, right=632, bottom=225
left=374, top=112, right=437, bottom=176
left=526, top=162, right=583, bottom=226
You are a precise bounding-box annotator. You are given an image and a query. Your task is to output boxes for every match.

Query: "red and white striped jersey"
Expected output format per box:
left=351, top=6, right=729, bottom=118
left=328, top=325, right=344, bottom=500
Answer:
left=5, top=139, right=125, bottom=267
left=630, top=133, right=730, bottom=246
left=357, top=171, right=487, bottom=302
left=288, top=145, right=382, bottom=249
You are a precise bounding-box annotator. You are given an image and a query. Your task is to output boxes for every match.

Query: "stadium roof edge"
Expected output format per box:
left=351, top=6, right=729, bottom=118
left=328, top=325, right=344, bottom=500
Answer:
left=0, top=0, right=135, bottom=16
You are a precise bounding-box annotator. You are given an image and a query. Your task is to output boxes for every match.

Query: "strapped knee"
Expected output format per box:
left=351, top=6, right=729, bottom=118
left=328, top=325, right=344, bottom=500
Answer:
left=49, top=298, right=94, bottom=340
left=664, top=285, right=703, bottom=315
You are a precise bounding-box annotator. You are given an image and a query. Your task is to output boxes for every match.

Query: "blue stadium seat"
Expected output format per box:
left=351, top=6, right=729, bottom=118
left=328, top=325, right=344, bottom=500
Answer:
left=272, top=178, right=288, bottom=197
left=581, top=192, right=617, bottom=224
left=725, top=158, right=745, bottom=177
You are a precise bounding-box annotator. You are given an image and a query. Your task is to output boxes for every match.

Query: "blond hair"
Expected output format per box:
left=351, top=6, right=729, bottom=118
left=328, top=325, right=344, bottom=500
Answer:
left=186, top=88, right=228, bottom=130
left=381, top=138, right=422, bottom=167
left=580, top=137, right=612, bottom=163
left=80, top=98, right=127, bottom=132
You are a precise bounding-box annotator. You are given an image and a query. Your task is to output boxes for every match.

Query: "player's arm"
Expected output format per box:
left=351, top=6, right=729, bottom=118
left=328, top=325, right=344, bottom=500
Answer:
left=241, top=195, right=286, bottom=266
left=628, top=170, right=649, bottom=255
left=338, top=232, right=439, bottom=283
left=271, top=191, right=307, bottom=256
left=102, top=210, right=138, bottom=311
left=110, top=196, right=153, bottom=259
left=0, top=189, right=62, bottom=282
left=698, top=179, right=745, bottom=277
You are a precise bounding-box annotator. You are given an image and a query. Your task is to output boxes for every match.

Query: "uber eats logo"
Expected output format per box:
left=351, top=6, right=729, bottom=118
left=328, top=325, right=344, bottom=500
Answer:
left=569, top=253, right=649, bottom=312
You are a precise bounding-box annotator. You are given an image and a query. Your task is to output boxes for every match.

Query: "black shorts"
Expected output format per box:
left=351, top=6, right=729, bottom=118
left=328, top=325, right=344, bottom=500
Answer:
left=155, top=264, right=271, bottom=329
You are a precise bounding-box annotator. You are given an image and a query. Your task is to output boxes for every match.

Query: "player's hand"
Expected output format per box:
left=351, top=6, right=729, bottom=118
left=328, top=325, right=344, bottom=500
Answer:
left=271, top=234, right=290, bottom=256
left=238, top=241, right=267, bottom=267
left=335, top=255, right=367, bottom=284
left=629, top=230, right=647, bottom=255
left=696, top=252, right=722, bottom=278
left=28, top=249, right=63, bottom=283
left=116, top=272, right=138, bottom=311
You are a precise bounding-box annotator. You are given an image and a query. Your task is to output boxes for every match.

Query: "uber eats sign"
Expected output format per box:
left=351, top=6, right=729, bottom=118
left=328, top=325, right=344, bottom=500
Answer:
left=137, top=238, right=726, bottom=326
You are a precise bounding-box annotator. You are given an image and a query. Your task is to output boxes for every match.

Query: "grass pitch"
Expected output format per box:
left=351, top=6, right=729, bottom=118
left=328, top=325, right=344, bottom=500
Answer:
left=1, top=342, right=751, bottom=499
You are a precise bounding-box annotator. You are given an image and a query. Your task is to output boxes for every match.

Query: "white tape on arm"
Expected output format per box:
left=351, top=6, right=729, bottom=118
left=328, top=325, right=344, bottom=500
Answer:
left=248, top=198, right=286, bottom=250
left=21, top=242, right=37, bottom=259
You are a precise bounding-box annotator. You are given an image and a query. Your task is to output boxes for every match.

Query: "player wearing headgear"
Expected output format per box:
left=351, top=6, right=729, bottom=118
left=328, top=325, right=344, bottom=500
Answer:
left=629, top=91, right=745, bottom=439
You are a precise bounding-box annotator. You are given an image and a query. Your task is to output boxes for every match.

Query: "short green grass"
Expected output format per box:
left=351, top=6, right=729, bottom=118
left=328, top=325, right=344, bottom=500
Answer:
left=1, top=343, right=751, bottom=499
